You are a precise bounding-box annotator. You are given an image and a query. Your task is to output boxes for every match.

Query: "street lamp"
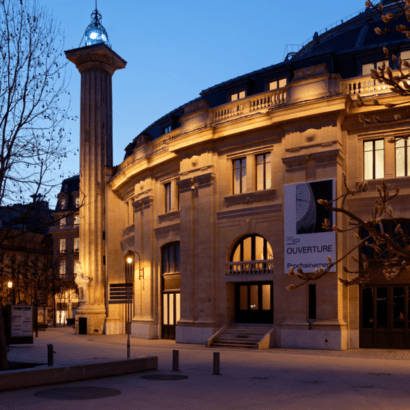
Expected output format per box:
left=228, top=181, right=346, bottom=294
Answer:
left=124, top=251, right=134, bottom=359
left=31, top=270, right=38, bottom=338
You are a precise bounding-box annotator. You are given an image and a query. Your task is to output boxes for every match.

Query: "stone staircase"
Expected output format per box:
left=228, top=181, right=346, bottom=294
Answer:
left=208, top=325, right=274, bottom=349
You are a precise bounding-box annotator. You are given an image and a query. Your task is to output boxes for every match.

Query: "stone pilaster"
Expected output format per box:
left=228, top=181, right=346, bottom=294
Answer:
left=65, top=44, right=126, bottom=334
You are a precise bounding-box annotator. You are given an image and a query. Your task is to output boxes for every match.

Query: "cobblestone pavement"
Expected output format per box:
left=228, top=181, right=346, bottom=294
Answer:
left=2, top=327, right=410, bottom=409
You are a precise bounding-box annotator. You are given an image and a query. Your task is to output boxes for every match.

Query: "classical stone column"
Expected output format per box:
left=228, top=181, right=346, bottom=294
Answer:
left=65, top=44, right=126, bottom=334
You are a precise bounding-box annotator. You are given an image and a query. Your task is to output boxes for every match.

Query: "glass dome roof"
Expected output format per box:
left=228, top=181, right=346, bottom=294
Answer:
left=84, top=7, right=110, bottom=47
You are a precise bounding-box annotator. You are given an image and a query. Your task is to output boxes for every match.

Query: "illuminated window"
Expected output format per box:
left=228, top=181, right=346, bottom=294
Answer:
left=163, top=125, right=171, bottom=134
left=59, top=261, right=66, bottom=276
left=59, top=239, right=66, bottom=253
left=74, top=238, right=79, bottom=252
left=231, top=90, right=246, bottom=101
left=165, top=183, right=171, bottom=213
left=74, top=216, right=80, bottom=225
left=256, top=153, right=271, bottom=190
left=362, top=61, right=388, bottom=75
left=364, top=139, right=384, bottom=180
left=75, top=197, right=80, bottom=208
left=74, top=260, right=80, bottom=276
left=60, top=198, right=66, bottom=209
left=233, top=158, right=246, bottom=194
left=396, top=138, right=410, bottom=177
left=401, top=50, right=410, bottom=62
left=269, top=78, right=287, bottom=90
left=231, top=234, right=273, bottom=262
left=60, top=218, right=66, bottom=226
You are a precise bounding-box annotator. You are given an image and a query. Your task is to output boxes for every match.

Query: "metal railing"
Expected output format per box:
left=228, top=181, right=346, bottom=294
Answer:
left=226, top=260, right=274, bottom=275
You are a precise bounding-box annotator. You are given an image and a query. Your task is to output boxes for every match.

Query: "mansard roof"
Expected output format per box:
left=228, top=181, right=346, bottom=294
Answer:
left=124, top=1, right=410, bottom=160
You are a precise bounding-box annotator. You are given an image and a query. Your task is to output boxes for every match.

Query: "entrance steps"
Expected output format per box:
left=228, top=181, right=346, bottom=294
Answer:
left=207, top=325, right=274, bottom=349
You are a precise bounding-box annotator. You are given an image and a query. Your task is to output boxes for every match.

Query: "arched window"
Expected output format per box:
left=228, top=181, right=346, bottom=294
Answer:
left=231, top=234, right=273, bottom=262
left=162, top=242, right=180, bottom=274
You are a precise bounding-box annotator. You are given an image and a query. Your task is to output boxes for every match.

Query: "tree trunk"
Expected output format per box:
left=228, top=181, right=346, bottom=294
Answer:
left=0, top=305, right=9, bottom=370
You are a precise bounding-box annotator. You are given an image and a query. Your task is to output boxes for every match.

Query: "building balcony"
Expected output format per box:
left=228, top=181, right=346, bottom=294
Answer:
left=226, top=260, right=274, bottom=276
left=50, top=224, right=79, bottom=232
left=57, top=274, right=75, bottom=281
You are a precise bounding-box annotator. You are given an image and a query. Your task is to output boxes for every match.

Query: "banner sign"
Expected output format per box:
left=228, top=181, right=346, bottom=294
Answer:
left=11, top=305, right=33, bottom=337
left=109, top=283, right=133, bottom=304
left=284, top=179, right=336, bottom=273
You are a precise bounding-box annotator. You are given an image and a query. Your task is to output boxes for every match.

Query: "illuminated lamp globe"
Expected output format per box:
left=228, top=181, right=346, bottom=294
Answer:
left=7, top=281, right=12, bottom=289
left=84, top=8, right=110, bottom=47
left=125, top=251, right=134, bottom=265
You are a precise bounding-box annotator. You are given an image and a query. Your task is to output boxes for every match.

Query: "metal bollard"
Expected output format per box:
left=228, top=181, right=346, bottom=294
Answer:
left=213, top=352, right=220, bottom=375
left=47, top=344, right=53, bottom=366
left=172, top=349, right=179, bottom=371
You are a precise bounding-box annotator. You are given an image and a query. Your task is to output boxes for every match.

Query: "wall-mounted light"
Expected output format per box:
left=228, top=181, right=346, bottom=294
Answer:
left=7, top=281, right=12, bottom=289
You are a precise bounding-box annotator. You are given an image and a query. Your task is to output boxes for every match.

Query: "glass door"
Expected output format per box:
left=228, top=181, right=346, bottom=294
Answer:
left=235, top=282, right=273, bottom=324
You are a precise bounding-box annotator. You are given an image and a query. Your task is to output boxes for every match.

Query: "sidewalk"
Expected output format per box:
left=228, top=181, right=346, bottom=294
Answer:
left=8, top=326, right=410, bottom=365
left=3, top=327, right=410, bottom=410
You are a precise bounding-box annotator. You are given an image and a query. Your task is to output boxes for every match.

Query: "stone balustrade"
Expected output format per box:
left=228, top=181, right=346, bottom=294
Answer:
left=342, top=75, right=391, bottom=96
left=226, top=260, right=274, bottom=275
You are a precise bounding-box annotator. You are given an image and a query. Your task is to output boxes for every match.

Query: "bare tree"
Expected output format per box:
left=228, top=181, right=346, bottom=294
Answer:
left=0, top=0, right=73, bottom=371
left=287, top=1, right=410, bottom=290
left=0, top=0, right=73, bottom=209
left=286, top=175, right=410, bottom=289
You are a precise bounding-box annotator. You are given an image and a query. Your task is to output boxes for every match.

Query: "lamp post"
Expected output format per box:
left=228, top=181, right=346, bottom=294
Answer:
left=7, top=281, right=12, bottom=304
left=31, top=270, right=38, bottom=338
left=124, top=250, right=141, bottom=359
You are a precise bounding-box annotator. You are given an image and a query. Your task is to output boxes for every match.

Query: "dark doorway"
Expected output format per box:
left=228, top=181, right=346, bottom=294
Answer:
left=235, top=282, right=273, bottom=324
left=360, top=285, right=410, bottom=348
left=78, top=317, right=87, bottom=335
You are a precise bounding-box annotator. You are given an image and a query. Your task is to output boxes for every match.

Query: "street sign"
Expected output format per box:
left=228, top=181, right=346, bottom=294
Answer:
left=109, top=283, right=133, bottom=304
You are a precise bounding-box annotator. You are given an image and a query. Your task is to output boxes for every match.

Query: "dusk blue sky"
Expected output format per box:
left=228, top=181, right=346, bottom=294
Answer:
left=41, top=0, right=366, bottom=181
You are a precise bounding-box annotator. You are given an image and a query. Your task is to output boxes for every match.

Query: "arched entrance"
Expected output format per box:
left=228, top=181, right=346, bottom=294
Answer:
left=230, top=234, right=273, bottom=324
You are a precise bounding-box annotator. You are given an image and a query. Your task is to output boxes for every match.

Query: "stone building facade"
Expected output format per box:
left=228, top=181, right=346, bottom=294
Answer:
left=68, top=1, right=410, bottom=349
left=49, top=175, right=80, bottom=324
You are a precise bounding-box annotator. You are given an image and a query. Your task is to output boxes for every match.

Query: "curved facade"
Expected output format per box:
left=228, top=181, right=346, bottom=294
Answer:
left=70, top=1, right=410, bottom=349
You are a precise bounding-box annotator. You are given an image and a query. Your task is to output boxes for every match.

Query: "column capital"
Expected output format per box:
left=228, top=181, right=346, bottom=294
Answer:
left=65, top=43, right=127, bottom=75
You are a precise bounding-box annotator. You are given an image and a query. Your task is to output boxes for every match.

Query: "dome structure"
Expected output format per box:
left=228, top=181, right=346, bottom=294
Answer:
left=84, top=6, right=110, bottom=47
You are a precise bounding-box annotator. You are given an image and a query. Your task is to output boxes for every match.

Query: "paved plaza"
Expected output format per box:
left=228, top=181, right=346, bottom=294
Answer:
left=1, top=327, right=410, bottom=409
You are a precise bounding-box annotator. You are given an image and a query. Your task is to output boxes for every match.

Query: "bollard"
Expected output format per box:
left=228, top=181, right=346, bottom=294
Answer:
left=213, top=352, right=220, bottom=375
left=172, top=349, right=179, bottom=371
left=47, top=344, right=53, bottom=366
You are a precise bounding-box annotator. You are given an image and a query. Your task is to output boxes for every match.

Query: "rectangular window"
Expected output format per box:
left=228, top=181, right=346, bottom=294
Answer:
left=308, top=284, right=316, bottom=320
left=231, top=90, right=245, bottom=101
left=362, top=61, right=388, bottom=75
left=74, top=216, right=80, bottom=225
left=395, top=138, right=410, bottom=177
left=74, top=238, right=79, bottom=252
left=59, top=239, right=66, bottom=253
left=163, top=125, right=171, bottom=134
left=165, top=183, right=171, bottom=213
left=233, top=158, right=246, bottom=194
left=401, top=50, right=410, bottom=61
left=74, top=260, right=80, bottom=276
left=75, top=197, right=80, bottom=208
left=60, top=198, right=66, bottom=209
left=60, top=217, right=66, bottom=226
left=364, top=139, right=384, bottom=180
left=59, top=261, right=66, bottom=276
left=256, top=153, right=272, bottom=190
left=269, top=78, right=287, bottom=90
